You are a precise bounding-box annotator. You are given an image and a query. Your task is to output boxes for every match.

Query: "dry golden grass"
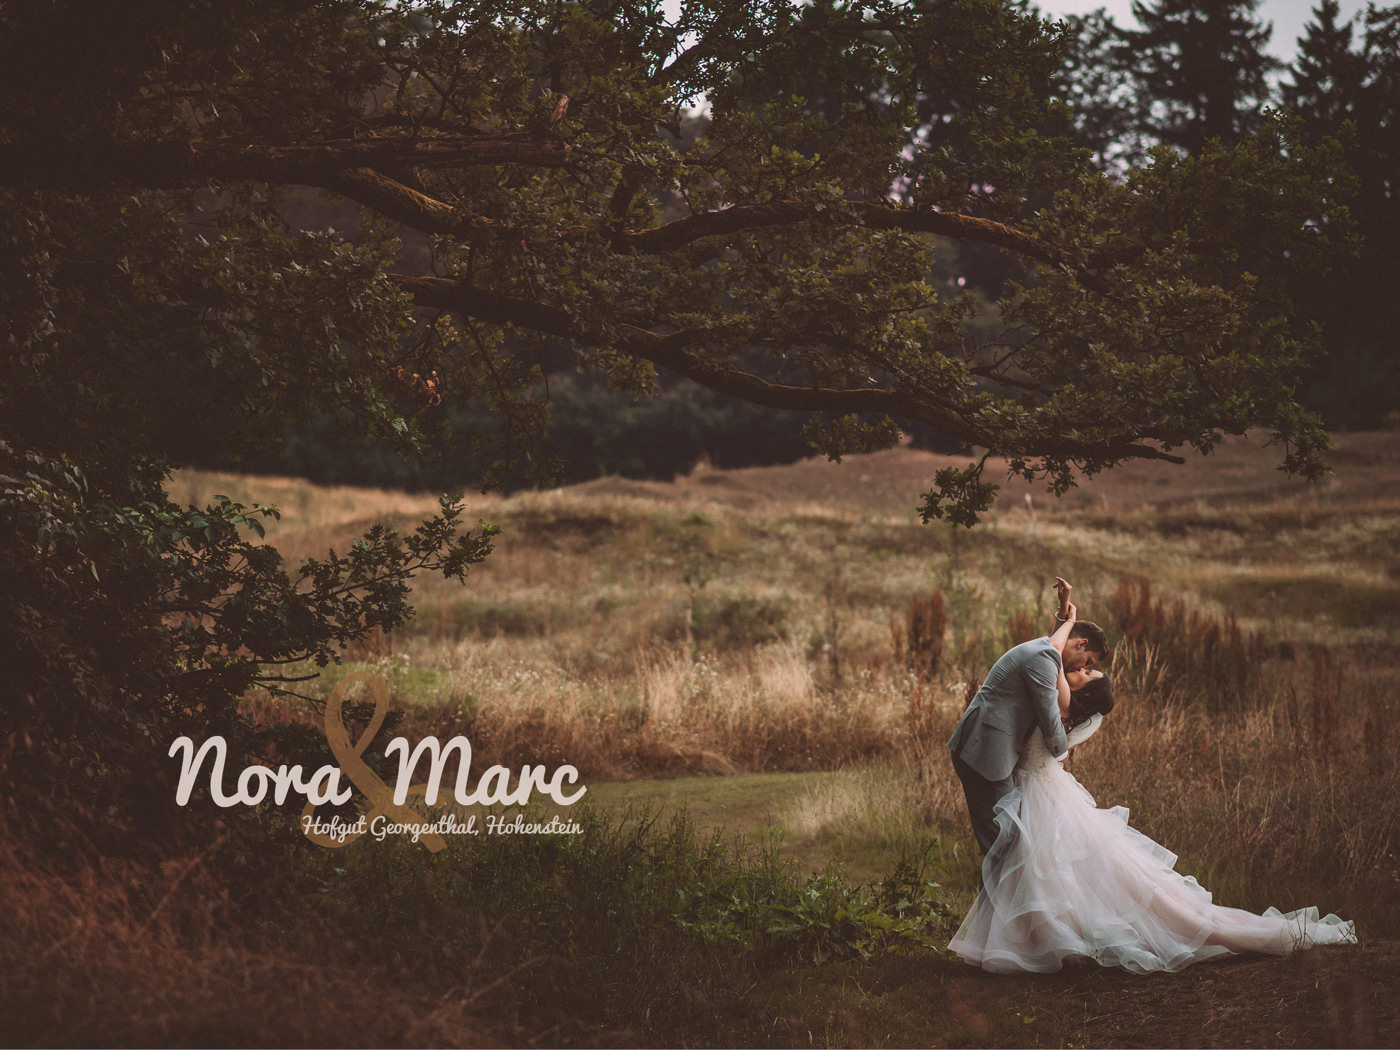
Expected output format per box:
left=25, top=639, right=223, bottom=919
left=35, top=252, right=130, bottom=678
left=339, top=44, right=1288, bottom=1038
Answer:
left=171, top=429, right=1400, bottom=936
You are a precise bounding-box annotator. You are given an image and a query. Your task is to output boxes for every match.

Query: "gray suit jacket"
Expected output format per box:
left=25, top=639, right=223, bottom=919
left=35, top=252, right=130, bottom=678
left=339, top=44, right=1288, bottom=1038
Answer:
left=947, top=636, right=1068, bottom=782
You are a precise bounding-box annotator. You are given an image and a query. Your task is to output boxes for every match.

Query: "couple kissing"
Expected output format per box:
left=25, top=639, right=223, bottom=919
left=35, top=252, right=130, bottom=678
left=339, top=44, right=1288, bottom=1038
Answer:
left=946, top=577, right=1355, bottom=974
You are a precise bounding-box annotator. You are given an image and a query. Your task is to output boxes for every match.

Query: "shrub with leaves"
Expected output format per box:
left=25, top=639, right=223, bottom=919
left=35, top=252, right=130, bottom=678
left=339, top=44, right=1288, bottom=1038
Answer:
left=0, top=442, right=494, bottom=853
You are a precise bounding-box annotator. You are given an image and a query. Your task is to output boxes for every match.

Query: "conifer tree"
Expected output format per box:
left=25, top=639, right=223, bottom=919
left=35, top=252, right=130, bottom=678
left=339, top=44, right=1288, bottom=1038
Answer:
left=1283, top=1, right=1400, bottom=427
left=1282, top=0, right=1367, bottom=126
left=1117, top=0, right=1279, bottom=154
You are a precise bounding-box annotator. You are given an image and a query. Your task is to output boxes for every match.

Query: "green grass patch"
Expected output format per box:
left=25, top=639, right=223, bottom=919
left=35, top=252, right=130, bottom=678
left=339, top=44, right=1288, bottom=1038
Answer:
left=585, top=771, right=835, bottom=846
left=290, top=657, right=450, bottom=702
left=583, top=771, right=979, bottom=895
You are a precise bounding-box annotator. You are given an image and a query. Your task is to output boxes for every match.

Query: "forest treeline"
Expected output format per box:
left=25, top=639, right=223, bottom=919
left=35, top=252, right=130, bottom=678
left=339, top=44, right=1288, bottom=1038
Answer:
left=169, top=0, right=1399, bottom=492
left=1058, top=0, right=1399, bottom=435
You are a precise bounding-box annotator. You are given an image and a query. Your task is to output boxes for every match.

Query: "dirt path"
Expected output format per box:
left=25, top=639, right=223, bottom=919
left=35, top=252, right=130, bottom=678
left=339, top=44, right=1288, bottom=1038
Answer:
left=1023, top=941, right=1397, bottom=1048
left=1019, top=946, right=1400, bottom=1050
left=736, top=940, right=1398, bottom=1047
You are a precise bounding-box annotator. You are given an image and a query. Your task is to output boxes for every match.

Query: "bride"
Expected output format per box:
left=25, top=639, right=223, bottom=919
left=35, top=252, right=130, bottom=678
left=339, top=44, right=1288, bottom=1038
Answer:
left=949, top=580, right=1357, bottom=974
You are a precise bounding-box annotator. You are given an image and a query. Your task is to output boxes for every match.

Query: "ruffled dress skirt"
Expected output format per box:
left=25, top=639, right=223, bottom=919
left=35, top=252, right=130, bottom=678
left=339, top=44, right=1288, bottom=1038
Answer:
left=949, top=751, right=1356, bottom=974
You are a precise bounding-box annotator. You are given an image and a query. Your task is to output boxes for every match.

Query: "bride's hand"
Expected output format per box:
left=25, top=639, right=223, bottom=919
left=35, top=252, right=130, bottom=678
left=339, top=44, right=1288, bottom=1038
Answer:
left=1054, top=578, right=1074, bottom=618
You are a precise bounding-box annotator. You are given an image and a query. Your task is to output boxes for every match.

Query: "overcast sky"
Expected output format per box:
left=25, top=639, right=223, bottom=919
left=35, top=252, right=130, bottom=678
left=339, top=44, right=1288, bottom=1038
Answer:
left=1030, top=0, right=1373, bottom=62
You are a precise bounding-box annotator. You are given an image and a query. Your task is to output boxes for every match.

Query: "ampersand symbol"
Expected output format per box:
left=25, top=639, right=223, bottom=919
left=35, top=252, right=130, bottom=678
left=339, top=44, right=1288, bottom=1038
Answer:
left=301, top=671, right=447, bottom=852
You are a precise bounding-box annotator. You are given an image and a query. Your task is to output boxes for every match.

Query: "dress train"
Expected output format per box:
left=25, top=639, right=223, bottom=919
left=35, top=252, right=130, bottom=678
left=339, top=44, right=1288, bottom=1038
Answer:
left=949, top=715, right=1356, bottom=974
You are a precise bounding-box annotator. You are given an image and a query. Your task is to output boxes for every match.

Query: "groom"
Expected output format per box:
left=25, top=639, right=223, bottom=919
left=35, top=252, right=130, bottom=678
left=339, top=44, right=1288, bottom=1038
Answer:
left=948, top=617, right=1108, bottom=853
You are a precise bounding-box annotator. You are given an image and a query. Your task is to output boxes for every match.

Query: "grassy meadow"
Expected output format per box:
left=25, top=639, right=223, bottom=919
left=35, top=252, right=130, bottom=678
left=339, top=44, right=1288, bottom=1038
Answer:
left=173, top=433, right=1400, bottom=918
left=9, top=432, right=1400, bottom=1047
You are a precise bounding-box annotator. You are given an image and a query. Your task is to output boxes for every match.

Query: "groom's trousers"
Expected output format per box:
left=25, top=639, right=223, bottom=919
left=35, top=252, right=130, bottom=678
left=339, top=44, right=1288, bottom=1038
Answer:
left=950, top=751, right=1013, bottom=855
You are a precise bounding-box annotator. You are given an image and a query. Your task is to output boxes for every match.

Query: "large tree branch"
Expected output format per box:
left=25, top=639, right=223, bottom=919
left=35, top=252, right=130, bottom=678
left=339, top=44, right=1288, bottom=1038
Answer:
left=311, top=167, right=513, bottom=241
left=614, top=200, right=1077, bottom=268
left=395, top=274, right=960, bottom=418
left=4, top=121, right=1073, bottom=271
left=3, top=133, right=573, bottom=190
left=309, top=163, right=1078, bottom=272
left=392, top=273, right=1183, bottom=466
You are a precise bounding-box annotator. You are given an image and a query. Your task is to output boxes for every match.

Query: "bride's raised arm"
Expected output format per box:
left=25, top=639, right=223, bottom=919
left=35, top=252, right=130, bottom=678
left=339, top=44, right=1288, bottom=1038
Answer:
left=1049, top=585, right=1076, bottom=655
left=1050, top=577, right=1073, bottom=635
left=1049, top=579, right=1076, bottom=720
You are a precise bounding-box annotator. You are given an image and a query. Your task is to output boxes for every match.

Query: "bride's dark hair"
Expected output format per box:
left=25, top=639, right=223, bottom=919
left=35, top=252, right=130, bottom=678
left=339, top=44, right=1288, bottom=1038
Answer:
left=1068, top=675, right=1114, bottom=727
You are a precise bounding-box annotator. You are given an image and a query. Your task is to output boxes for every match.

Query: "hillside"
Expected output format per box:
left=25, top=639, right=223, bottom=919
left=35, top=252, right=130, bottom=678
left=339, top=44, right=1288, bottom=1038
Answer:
left=573, top=429, right=1400, bottom=519
left=152, top=429, right=1400, bottom=1048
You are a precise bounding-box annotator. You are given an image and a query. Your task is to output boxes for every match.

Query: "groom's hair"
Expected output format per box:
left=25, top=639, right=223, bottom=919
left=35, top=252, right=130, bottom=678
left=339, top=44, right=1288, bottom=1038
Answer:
left=1068, top=675, right=1114, bottom=726
left=1068, top=620, right=1109, bottom=658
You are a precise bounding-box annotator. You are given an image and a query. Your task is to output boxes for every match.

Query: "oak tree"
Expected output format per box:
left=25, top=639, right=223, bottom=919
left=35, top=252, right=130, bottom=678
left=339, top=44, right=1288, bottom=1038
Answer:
left=0, top=0, right=1351, bottom=834
left=6, top=0, right=1349, bottom=509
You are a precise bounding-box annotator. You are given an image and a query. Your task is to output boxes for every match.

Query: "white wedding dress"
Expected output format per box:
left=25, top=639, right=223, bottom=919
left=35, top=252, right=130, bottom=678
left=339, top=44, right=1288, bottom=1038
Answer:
left=949, top=715, right=1356, bottom=974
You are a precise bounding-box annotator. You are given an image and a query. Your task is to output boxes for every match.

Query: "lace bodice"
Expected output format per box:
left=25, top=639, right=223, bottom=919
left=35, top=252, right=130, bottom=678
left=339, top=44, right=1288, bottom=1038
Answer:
left=1020, top=713, right=1103, bottom=775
